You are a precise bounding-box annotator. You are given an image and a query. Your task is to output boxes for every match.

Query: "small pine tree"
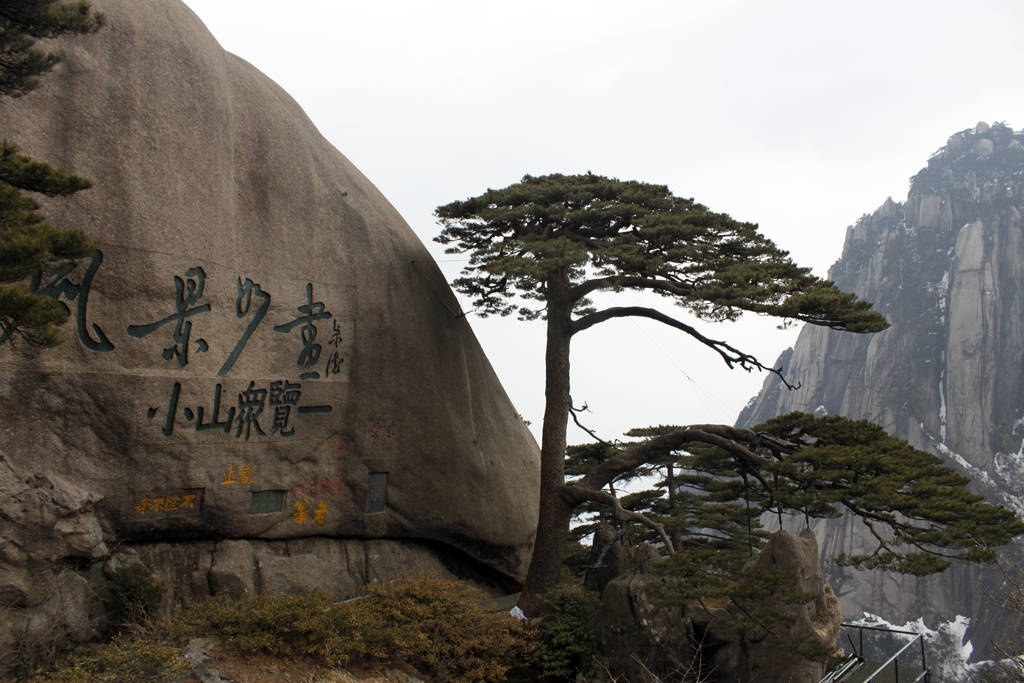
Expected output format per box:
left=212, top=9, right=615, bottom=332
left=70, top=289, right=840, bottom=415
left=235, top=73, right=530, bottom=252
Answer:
left=0, top=0, right=103, bottom=345
left=569, top=412, right=1024, bottom=605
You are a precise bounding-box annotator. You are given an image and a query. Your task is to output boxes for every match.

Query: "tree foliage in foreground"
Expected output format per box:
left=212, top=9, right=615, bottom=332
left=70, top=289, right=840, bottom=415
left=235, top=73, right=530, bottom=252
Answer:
left=436, top=173, right=889, bottom=611
left=569, top=412, right=1024, bottom=608
left=0, top=0, right=103, bottom=345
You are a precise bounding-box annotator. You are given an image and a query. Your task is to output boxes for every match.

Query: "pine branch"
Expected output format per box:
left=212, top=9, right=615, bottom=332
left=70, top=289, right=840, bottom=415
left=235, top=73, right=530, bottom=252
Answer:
left=561, top=483, right=676, bottom=553
left=569, top=305, right=799, bottom=389
left=577, top=424, right=777, bottom=495
left=0, top=139, right=91, bottom=195
left=0, top=1, right=105, bottom=98
left=568, top=402, right=619, bottom=449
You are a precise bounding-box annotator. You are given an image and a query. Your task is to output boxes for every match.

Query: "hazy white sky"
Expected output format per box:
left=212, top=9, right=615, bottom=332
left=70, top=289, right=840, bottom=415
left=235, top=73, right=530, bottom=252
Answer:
left=180, top=0, right=1024, bottom=443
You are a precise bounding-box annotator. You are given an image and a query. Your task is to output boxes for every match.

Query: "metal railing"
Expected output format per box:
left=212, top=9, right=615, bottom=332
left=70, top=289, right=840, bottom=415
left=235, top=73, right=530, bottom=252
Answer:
left=820, top=623, right=930, bottom=683
left=819, top=653, right=865, bottom=683
left=860, top=632, right=928, bottom=682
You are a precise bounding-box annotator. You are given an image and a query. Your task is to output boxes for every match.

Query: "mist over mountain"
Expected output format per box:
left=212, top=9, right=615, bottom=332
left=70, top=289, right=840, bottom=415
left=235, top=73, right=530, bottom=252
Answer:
left=738, top=121, right=1024, bottom=658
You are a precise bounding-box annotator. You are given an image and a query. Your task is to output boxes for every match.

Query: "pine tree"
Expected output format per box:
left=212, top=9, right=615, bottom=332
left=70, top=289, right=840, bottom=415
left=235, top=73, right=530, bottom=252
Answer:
left=435, top=173, right=890, bottom=612
left=0, top=0, right=103, bottom=345
left=569, top=413, right=1024, bottom=634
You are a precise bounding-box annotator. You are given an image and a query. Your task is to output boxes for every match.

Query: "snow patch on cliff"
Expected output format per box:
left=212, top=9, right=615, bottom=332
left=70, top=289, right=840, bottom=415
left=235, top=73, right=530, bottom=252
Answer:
left=938, top=379, right=947, bottom=442
left=934, top=442, right=997, bottom=490
left=992, top=447, right=1024, bottom=518
left=919, top=424, right=1023, bottom=516
left=846, top=613, right=1020, bottom=681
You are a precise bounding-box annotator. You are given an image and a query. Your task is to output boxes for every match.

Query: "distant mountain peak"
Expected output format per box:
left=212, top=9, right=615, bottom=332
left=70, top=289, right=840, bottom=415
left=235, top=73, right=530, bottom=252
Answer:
left=738, top=122, right=1024, bottom=658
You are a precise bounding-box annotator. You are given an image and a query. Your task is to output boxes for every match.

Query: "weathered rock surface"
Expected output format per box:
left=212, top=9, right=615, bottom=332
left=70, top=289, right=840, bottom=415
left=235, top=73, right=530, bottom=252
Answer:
left=731, top=529, right=841, bottom=683
left=587, top=531, right=694, bottom=681
left=589, top=529, right=840, bottom=682
left=738, top=121, right=1024, bottom=656
left=0, top=0, right=538, bottom=653
left=592, top=571, right=697, bottom=681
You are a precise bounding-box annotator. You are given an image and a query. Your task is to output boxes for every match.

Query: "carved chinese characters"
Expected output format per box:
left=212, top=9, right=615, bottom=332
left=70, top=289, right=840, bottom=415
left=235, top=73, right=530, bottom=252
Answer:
left=2, top=250, right=351, bottom=444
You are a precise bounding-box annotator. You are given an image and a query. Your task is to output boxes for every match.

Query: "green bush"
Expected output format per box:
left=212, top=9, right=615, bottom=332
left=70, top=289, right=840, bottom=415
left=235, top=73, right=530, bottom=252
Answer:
left=532, top=580, right=599, bottom=680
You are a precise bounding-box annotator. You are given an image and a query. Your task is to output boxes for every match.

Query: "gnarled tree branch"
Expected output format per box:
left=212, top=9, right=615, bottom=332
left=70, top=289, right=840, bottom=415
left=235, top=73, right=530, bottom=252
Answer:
left=570, top=306, right=798, bottom=390
left=562, top=483, right=676, bottom=553
left=568, top=402, right=618, bottom=449
left=578, top=424, right=776, bottom=494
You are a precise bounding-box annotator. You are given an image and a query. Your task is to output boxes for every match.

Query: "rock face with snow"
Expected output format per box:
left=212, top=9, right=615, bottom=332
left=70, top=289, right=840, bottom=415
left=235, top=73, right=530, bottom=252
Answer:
left=738, top=122, right=1024, bottom=655
left=0, top=0, right=538, bottom=649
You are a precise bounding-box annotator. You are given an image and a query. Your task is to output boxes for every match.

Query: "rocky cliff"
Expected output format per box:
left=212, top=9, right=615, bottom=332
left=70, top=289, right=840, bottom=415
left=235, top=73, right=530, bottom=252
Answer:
left=0, top=0, right=539, bottom=651
left=738, top=121, right=1024, bottom=657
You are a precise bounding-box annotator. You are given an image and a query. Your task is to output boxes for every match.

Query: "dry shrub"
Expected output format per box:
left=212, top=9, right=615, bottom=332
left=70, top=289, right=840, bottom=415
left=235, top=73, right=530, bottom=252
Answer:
left=0, top=620, right=71, bottom=680
left=352, top=573, right=534, bottom=681
left=100, top=564, right=166, bottom=632
left=184, top=590, right=341, bottom=660
left=183, top=573, right=534, bottom=683
left=40, top=634, right=188, bottom=682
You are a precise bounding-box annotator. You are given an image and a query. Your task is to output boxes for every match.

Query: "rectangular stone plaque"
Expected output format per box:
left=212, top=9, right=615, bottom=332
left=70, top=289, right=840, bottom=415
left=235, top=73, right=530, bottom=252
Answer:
left=248, top=490, right=286, bottom=514
left=366, top=472, right=388, bottom=513
left=132, top=487, right=203, bottom=517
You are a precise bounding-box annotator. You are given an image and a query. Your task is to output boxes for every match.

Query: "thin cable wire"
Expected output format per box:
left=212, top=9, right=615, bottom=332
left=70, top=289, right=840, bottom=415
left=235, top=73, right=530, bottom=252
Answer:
left=627, top=318, right=735, bottom=423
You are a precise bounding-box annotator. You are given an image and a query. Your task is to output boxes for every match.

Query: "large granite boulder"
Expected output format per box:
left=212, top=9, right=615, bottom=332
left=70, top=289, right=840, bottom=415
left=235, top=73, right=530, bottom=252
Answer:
left=0, top=0, right=538, bottom=650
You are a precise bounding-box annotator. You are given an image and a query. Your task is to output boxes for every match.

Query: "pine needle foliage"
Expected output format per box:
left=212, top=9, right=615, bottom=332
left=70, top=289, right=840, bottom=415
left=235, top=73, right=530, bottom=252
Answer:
left=756, top=412, right=1024, bottom=573
left=531, top=579, right=599, bottom=680
left=0, top=0, right=102, bottom=346
left=436, top=173, right=888, bottom=331
left=580, top=412, right=1024, bottom=590
left=1, top=0, right=105, bottom=98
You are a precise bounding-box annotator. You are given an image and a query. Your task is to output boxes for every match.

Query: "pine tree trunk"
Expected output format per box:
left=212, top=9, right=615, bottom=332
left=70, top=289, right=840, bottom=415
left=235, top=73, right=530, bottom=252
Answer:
left=518, top=276, right=574, bottom=615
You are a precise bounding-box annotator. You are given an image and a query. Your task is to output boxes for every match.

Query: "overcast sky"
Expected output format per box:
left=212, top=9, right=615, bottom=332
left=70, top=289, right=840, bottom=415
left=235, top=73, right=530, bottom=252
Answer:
left=181, top=0, right=1024, bottom=444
